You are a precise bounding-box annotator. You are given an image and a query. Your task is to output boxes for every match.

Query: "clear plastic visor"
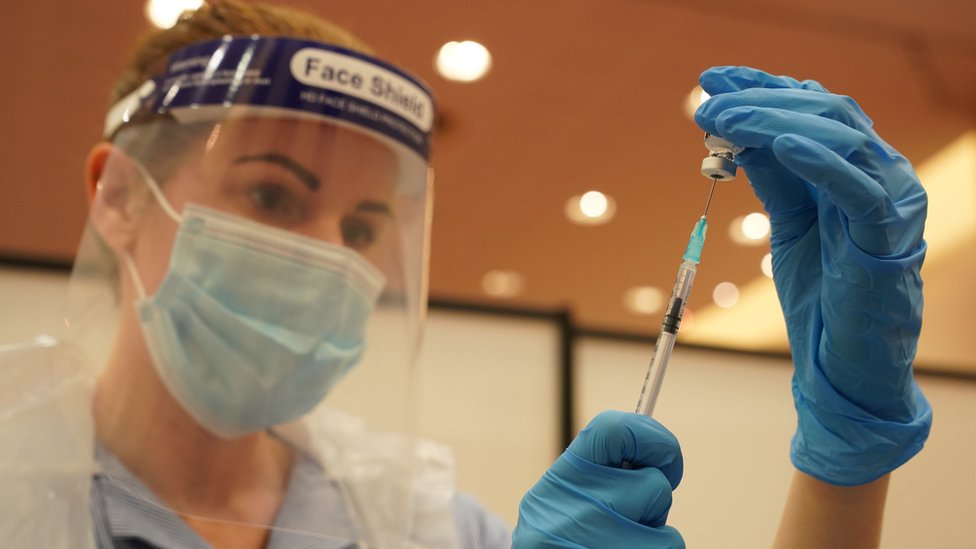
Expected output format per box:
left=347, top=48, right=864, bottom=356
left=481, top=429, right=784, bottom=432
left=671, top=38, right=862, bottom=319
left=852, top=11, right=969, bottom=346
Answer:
left=61, top=112, right=446, bottom=546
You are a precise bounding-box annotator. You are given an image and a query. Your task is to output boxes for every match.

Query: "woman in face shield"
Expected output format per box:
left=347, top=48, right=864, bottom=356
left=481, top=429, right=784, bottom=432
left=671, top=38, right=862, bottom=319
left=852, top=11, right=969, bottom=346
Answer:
left=2, top=1, right=507, bottom=548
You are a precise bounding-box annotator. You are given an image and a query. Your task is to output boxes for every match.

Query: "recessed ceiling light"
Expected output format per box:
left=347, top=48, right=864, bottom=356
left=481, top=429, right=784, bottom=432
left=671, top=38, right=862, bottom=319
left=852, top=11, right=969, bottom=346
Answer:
left=565, top=191, right=616, bottom=226
left=482, top=270, right=524, bottom=298
left=579, top=191, right=609, bottom=218
left=145, top=0, right=202, bottom=29
left=435, top=41, right=492, bottom=82
left=742, top=212, right=770, bottom=240
left=729, top=212, right=770, bottom=245
left=713, top=282, right=740, bottom=308
left=624, top=286, right=665, bottom=315
left=761, top=253, right=774, bottom=278
left=684, top=85, right=710, bottom=119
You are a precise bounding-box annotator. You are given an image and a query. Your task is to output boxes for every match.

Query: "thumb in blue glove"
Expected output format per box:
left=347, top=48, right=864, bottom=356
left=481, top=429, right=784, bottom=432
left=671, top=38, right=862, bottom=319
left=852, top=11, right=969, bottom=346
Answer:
left=512, top=410, right=685, bottom=548
left=694, top=66, right=932, bottom=486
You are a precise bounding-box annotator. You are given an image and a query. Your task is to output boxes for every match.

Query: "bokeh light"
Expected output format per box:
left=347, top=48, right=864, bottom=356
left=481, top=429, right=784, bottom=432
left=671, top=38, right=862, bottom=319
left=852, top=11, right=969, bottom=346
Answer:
left=435, top=41, right=492, bottom=82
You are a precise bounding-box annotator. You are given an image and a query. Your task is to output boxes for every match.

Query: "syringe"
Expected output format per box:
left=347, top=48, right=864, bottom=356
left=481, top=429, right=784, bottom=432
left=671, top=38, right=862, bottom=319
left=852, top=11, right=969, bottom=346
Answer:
left=634, top=133, right=741, bottom=417
left=634, top=212, right=708, bottom=417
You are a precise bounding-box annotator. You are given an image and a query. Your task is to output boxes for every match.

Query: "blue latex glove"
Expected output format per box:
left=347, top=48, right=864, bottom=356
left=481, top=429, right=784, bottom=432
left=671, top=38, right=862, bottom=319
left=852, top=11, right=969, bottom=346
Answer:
left=695, top=66, right=932, bottom=486
left=512, top=411, right=684, bottom=548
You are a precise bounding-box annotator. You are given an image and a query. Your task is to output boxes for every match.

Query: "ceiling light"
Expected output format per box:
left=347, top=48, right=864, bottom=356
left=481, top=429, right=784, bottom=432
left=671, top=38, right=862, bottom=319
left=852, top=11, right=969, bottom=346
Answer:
left=741, top=212, right=770, bottom=240
left=624, top=286, right=665, bottom=315
left=579, top=191, right=609, bottom=218
left=435, top=41, right=492, bottom=82
left=761, top=253, right=773, bottom=278
left=145, top=0, right=203, bottom=29
left=684, top=85, right=710, bottom=119
left=565, top=191, right=616, bottom=226
left=713, top=282, right=740, bottom=308
left=729, top=213, right=770, bottom=246
left=482, top=270, right=524, bottom=298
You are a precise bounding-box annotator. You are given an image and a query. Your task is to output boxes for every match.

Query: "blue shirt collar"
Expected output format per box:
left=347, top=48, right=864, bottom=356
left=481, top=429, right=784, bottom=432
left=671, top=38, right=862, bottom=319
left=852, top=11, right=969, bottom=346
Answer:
left=94, top=441, right=359, bottom=549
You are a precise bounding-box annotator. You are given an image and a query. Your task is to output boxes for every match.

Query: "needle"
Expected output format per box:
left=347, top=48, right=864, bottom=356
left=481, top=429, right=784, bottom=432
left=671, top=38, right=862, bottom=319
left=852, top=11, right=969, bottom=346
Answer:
left=702, top=176, right=718, bottom=218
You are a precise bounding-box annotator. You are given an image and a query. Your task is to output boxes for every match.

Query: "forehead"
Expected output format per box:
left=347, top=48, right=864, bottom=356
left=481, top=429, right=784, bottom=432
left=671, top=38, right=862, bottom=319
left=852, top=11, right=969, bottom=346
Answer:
left=203, top=115, right=398, bottom=172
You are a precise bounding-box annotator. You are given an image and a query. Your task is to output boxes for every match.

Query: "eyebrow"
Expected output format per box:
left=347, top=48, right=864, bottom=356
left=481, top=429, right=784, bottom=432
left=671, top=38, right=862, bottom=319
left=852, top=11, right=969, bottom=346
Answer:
left=357, top=200, right=393, bottom=218
left=233, top=152, right=320, bottom=191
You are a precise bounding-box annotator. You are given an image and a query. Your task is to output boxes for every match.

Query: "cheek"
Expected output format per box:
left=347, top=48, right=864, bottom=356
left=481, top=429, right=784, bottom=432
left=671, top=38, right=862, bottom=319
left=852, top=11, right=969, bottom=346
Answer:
left=129, top=210, right=180, bottom=296
left=125, top=168, right=204, bottom=295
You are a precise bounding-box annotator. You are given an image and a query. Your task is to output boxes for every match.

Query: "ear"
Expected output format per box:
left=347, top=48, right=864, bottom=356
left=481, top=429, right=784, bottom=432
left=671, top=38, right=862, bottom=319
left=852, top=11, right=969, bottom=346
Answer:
left=86, top=143, right=145, bottom=253
left=85, top=142, right=110, bottom=205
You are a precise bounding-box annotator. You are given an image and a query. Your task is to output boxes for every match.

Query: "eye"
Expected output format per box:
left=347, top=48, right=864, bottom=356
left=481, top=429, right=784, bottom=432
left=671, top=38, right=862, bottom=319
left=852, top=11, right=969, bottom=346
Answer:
left=341, top=217, right=377, bottom=250
left=249, top=182, right=289, bottom=210
left=248, top=182, right=305, bottom=224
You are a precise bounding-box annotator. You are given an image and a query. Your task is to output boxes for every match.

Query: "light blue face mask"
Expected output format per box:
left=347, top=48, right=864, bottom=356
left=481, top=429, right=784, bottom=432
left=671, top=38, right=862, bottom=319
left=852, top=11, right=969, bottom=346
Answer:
left=124, top=195, right=386, bottom=439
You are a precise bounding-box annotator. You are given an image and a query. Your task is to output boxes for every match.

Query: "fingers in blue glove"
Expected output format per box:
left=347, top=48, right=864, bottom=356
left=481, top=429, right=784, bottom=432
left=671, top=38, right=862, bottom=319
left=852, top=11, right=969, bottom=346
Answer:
left=558, top=411, right=683, bottom=526
left=772, top=133, right=927, bottom=257
left=695, top=87, right=874, bottom=136
left=699, top=65, right=830, bottom=95
left=544, top=452, right=677, bottom=527
left=706, top=104, right=922, bottom=257
left=513, top=515, right=684, bottom=549
left=720, top=104, right=884, bottom=162
left=512, top=411, right=686, bottom=548
left=713, top=107, right=885, bottom=198
left=568, top=410, right=683, bottom=488
left=694, top=70, right=869, bottom=220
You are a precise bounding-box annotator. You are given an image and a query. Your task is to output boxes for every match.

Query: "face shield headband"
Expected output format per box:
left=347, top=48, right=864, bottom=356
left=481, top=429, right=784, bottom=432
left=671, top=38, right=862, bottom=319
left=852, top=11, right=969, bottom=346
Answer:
left=105, top=35, right=435, bottom=163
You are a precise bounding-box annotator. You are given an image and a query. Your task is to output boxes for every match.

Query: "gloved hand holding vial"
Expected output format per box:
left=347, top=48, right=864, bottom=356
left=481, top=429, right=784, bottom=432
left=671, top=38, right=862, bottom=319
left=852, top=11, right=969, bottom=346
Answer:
left=516, top=66, right=931, bottom=548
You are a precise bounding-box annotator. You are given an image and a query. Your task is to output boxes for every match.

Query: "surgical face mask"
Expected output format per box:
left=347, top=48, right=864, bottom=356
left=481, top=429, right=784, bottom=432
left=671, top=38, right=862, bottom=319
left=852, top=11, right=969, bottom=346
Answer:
left=123, top=180, right=386, bottom=439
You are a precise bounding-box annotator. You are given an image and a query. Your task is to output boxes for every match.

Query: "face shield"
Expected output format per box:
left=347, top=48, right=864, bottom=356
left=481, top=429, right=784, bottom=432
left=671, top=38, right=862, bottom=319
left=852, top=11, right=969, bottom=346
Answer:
left=60, top=37, right=453, bottom=547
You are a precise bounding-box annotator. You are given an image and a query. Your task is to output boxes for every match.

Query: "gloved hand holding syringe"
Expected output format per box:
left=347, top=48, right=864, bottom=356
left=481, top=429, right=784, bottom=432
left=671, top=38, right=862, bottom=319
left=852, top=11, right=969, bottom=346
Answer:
left=634, top=133, right=743, bottom=417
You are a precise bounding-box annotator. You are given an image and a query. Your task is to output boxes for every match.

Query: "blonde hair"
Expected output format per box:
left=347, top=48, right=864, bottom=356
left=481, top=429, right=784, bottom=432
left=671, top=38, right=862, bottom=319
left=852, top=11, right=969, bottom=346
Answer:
left=111, top=0, right=373, bottom=105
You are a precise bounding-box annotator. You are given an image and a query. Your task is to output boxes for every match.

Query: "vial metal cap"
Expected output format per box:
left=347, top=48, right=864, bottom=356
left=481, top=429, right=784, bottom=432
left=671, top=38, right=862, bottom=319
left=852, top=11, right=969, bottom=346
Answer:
left=701, top=155, right=737, bottom=180
left=701, top=132, right=742, bottom=180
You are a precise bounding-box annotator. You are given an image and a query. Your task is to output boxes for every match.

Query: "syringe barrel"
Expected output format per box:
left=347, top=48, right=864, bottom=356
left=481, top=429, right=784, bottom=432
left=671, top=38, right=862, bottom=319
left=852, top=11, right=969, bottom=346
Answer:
left=662, top=261, right=696, bottom=334
left=636, top=332, right=676, bottom=416
left=635, top=261, right=697, bottom=417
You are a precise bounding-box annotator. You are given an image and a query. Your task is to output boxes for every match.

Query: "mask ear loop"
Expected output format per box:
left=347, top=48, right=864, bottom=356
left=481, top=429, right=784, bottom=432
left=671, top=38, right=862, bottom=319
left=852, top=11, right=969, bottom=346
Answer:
left=122, top=252, right=148, bottom=301
left=120, top=160, right=184, bottom=301
left=130, top=161, right=182, bottom=224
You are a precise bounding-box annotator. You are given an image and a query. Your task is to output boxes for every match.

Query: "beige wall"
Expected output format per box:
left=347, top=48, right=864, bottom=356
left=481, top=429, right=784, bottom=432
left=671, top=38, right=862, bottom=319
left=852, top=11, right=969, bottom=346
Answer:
left=415, top=310, right=561, bottom=527
left=1, top=266, right=973, bottom=546
left=0, top=266, right=68, bottom=344
left=576, top=339, right=976, bottom=547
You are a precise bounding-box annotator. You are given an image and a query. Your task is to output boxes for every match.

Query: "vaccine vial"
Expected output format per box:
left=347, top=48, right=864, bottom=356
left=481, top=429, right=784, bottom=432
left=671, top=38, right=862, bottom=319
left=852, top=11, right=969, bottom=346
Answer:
left=701, top=133, right=744, bottom=180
